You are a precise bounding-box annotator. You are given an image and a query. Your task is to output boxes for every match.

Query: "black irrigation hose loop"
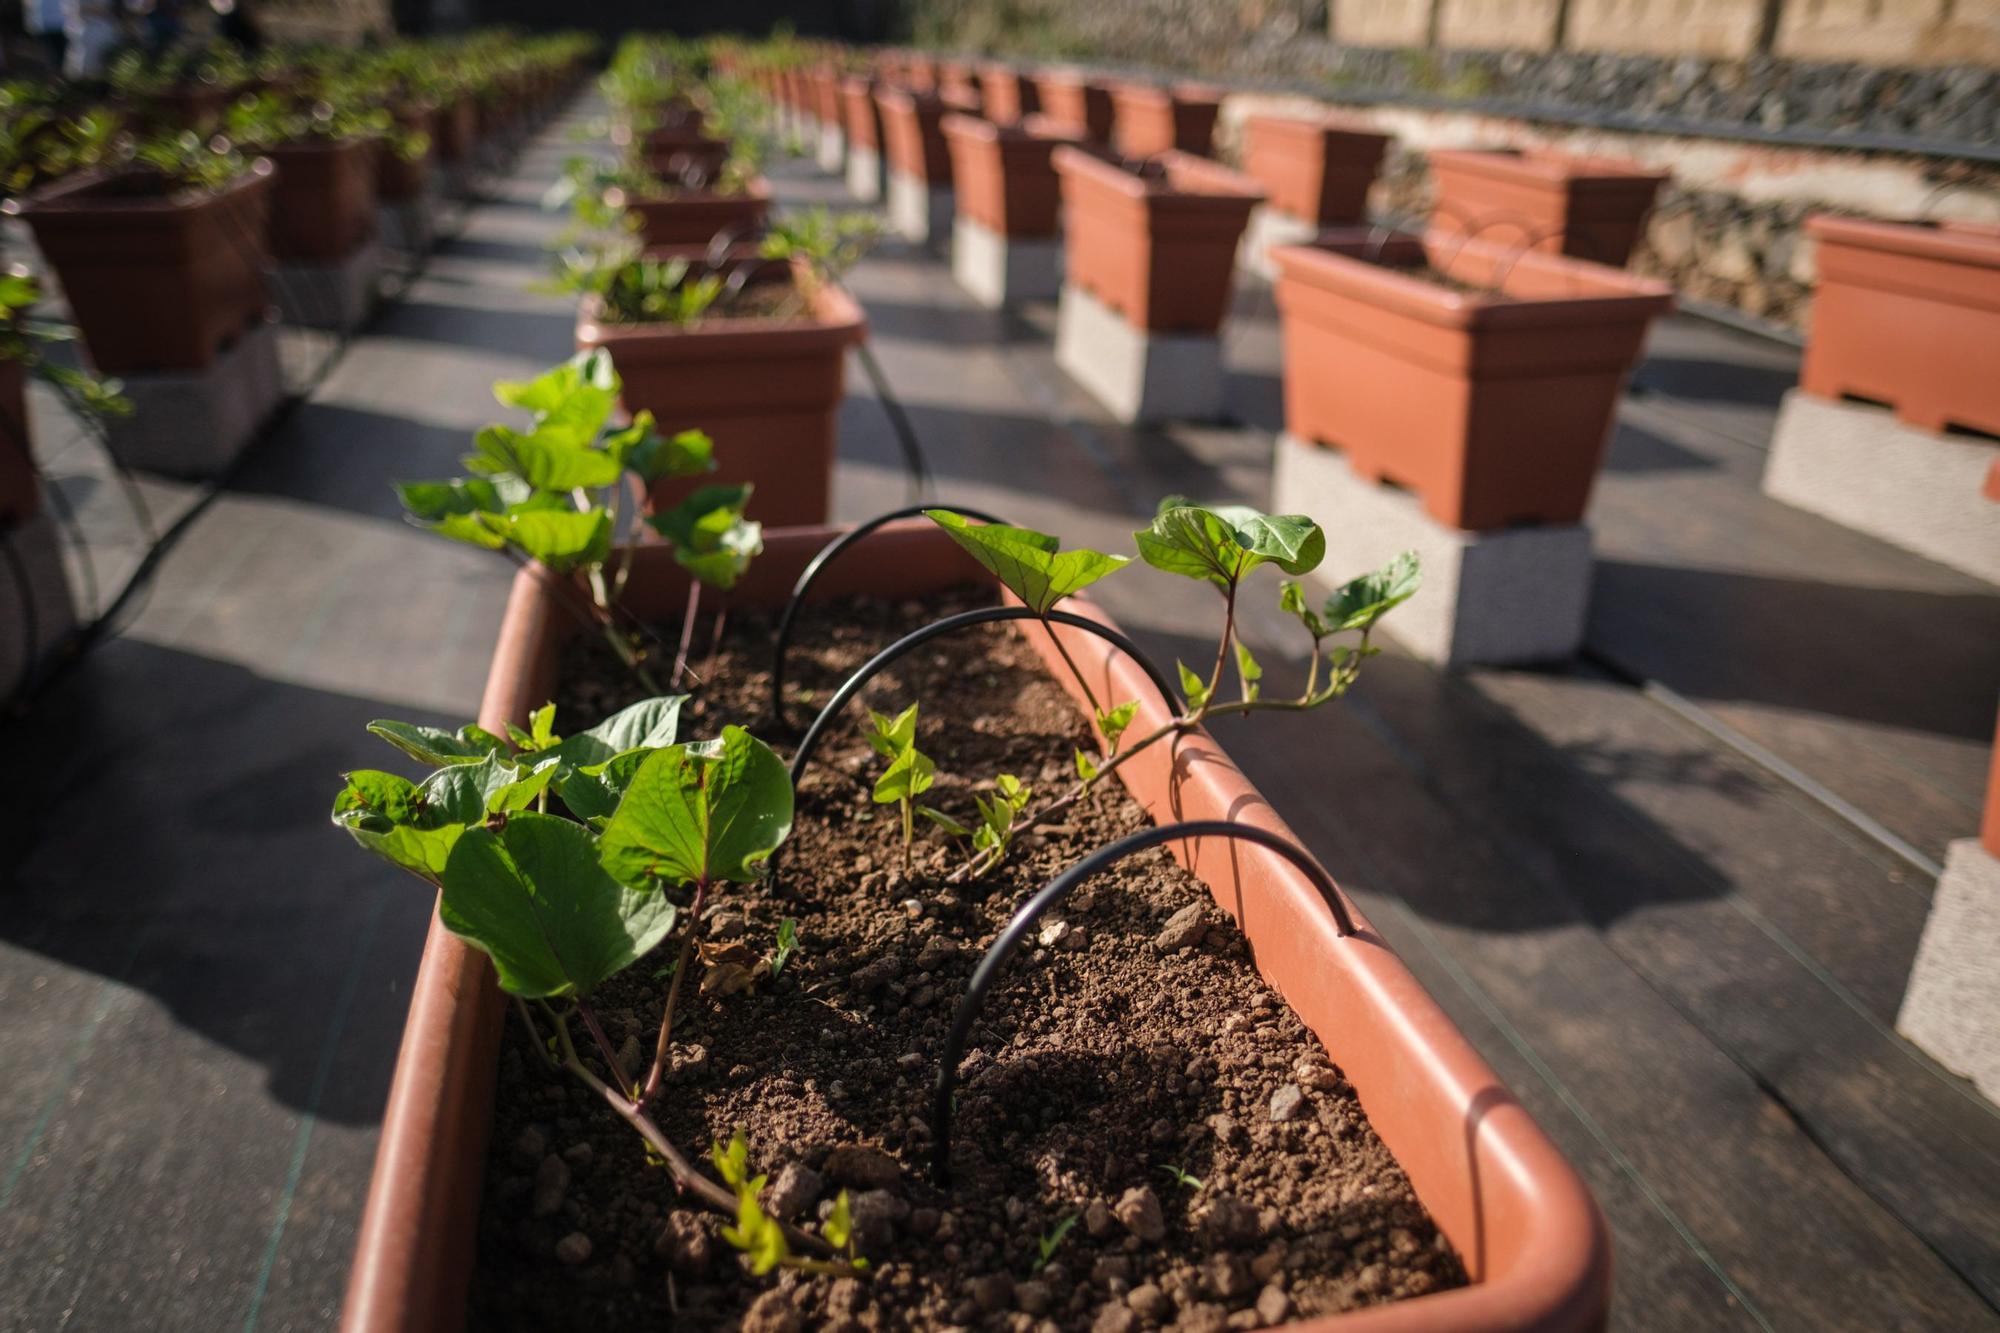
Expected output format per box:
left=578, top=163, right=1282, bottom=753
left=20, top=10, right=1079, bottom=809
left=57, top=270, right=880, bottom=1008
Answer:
left=767, top=503, right=1011, bottom=731
left=0, top=523, right=41, bottom=707
left=930, top=819, right=1354, bottom=1186
left=786, top=605, right=1181, bottom=789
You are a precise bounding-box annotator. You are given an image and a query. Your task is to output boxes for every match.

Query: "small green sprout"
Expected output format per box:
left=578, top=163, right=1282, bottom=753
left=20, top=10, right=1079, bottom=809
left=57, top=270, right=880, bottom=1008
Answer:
left=1032, top=1212, right=1080, bottom=1273
left=1158, top=1162, right=1205, bottom=1192
left=866, top=704, right=935, bottom=869
left=712, top=1130, right=868, bottom=1275
left=770, top=918, right=799, bottom=977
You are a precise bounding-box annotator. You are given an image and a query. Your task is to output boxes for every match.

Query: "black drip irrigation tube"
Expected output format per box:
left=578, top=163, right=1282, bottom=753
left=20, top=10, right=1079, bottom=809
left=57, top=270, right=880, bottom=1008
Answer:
left=852, top=339, right=933, bottom=503
left=767, top=503, right=1011, bottom=731
left=928, top=819, right=1354, bottom=1186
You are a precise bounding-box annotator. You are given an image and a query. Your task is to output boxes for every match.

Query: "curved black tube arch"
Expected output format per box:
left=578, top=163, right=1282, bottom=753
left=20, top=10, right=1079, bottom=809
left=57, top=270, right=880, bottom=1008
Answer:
left=929, top=820, right=1354, bottom=1186
left=768, top=504, right=1011, bottom=731
left=786, top=605, right=1182, bottom=787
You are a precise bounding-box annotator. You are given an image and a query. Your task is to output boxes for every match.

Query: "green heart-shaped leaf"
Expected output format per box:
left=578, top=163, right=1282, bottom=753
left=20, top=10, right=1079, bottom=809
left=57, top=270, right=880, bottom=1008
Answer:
left=599, top=727, right=794, bottom=890
left=1322, top=551, right=1422, bottom=632
left=470, top=424, right=623, bottom=492
left=1135, top=503, right=1324, bottom=590
left=925, top=510, right=1128, bottom=614
left=367, top=718, right=510, bottom=767
left=649, top=484, right=763, bottom=590
left=493, top=350, right=620, bottom=450
left=440, top=811, right=678, bottom=998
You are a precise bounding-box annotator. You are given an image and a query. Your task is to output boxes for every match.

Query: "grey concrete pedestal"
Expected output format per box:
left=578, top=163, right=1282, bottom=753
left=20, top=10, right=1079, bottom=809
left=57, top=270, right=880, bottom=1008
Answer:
left=1898, top=838, right=2000, bottom=1102
left=817, top=124, right=845, bottom=174
left=1239, top=205, right=1319, bottom=281
left=846, top=145, right=883, bottom=202
left=1763, top=389, right=2000, bottom=584
left=104, top=318, right=284, bottom=478
left=274, top=236, right=386, bottom=333
left=0, top=507, right=78, bottom=695
left=1056, top=285, right=1225, bottom=425
left=887, top=169, right=953, bottom=249
left=1272, top=432, right=1594, bottom=666
left=378, top=176, right=444, bottom=254
left=952, top=217, right=1062, bottom=307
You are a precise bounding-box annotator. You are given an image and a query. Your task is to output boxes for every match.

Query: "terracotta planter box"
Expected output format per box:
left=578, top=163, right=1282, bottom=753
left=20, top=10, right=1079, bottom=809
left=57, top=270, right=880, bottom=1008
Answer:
left=614, top=179, right=771, bottom=251
left=1110, top=81, right=1224, bottom=160
left=978, top=63, right=1041, bottom=123
left=936, top=59, right=982, bottom=109
left=841, top=76, right=884, bottom=153
left=1799, top=216, right=2000, bottom=439
left=573, top=267, right=865, bottom=528
left=433, top=97, right=477, bottom=164
left=376, top=108, right=436, bottom=203
left=941, top=114, right=1073, bottom=240
left=1055, top=147, right=1263, bottom=334
left=875, top=88, right=953, bottom=187
left=266, top=138, right=379, bottom=262
left=1427, top=148, right=1667, bottom=269
left=1273, top=228, right=1673, bottom=531
left=1242, top=113, right=1392, bottom=226
left=15, top=162, right=274, bottom=373
left=340, top=520, right=1610, bottom=1333
left=1031, top=69, right=1116, bottom=143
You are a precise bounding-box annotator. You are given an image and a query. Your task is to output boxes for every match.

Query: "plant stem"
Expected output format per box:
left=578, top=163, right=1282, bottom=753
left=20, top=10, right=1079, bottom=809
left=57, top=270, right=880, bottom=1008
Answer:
left=1203, top=581, right=1239, bottom=707
left=670, top=581, right=703, bottom=689
left=639, top=878, right=708, bottom=1108
left=700, top=605, right=727, bottom=684
left=577, top=999, right=627, bottom=1089
left=514, top=995, right=558, bottom=1067
left=1040, top=612, right=1104, bottom=716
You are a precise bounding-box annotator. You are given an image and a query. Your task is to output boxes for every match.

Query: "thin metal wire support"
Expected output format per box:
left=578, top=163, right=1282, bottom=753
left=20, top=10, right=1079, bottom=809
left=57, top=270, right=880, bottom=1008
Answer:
left=767, top=503, right=1010, bottom=730
left=929, top=819, right=1354, bottom=1185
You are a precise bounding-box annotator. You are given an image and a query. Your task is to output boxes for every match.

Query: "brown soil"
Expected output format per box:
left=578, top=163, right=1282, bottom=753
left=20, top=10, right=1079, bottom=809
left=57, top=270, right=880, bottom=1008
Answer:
left=469, top=590, right=1467, bottom=1332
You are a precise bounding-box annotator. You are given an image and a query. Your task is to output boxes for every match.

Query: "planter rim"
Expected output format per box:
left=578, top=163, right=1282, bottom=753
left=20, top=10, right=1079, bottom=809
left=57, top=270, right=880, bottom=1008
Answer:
left=12, top=156, right=275, bottom=218
left=574, top=268, right=866, bottom=359
left=1428, top=146, right=1667, bottom=187
left=940, top=112, right=1079, bottom=150
left=1052, top=145, right=1264, bottom=205
left=343, top=523, right=1610, bottom=1333
left=609, top=176, right=774, bottom=211
left=1272, top=229, right=1673, bottom=330
left=1110, top=79, right=1225, bottom=106
left=1807, top=213, right=2000, bottom=269
left=1245, top=110, right=1393, bottom=150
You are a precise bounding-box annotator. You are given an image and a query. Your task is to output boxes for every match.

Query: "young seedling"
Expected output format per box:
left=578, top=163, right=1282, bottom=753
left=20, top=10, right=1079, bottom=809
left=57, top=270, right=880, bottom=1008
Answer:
left=1158, top=1162, right=1205, bottom=1192
left=922, top=502, right=1420, bottom=883
left=768, top=918, right=799, bottom=978
left=1031, top=1212, right=1080, bottom=1273
left=865, top=704, right=936, bottom=869
left=394, top=351, right=760, bottom=693
left=712, top=1130, right=868, bottom=1275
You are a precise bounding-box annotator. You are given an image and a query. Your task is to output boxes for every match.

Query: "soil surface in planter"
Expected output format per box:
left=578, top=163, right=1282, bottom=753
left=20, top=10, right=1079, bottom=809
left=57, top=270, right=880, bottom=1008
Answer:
left=469, top=589, right=1466, bottom=1331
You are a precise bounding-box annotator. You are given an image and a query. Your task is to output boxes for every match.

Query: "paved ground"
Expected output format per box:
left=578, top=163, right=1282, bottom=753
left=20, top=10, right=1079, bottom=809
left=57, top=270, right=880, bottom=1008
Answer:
left=1, top=95, right=1995, bottom=1331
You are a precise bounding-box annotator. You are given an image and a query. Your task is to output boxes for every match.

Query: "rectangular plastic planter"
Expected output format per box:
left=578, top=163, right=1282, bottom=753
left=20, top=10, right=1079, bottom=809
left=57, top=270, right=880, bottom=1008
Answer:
left=1272, top=228, right=1673, bottom=531
left=978, top=63, right=1042, bottom=123
left=13, top=161, right=275, bottom=374
left=573, top=266, right=865, bottom=529
left=875, top=87, right=954, bottom=189
left=1110, top=81, right=1224, bottom=159
left=1242, top=113, right=1392, bottom=227
left=942, top=114, right=1076, bottom=241
left=1055, top=147, right=1263, bottom=335
left=266, top=138, right=380, bottom=263
left=1427, top=148, right=1667, bottom=269
left=338, top=521, right=1611, bottom=1333
left=615, top=178, right=772, bottom=251
left=1031, top=69, right=1116, bottom=143
left=1799, top=216, right=2000, bottom=439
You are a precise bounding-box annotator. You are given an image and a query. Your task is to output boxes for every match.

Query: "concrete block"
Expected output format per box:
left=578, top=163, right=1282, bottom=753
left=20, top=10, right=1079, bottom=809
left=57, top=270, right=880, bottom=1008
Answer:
left=1899, top=838, right=2000, bottom=1103
left=1239, top=205, right=1320, bottom=282
left=104, top=318, right=284, bottom=479
left=1764, top=389, right=2000, bottom=585
left=0, top=506, right=78, bottom=696
left=952, top=217, right=1063, bottom=307
left=1056, top=285, right=1226, bottom=425
left=378, top=175, right=444, bottom=254
left=273, top=235, right=386, bottom=333
left=817, top=123, right=845, bottom=174
left=887, top=169, right=953, bottom=249
left=1272, top=432, right=1594, bottom=665
left=846, top=144, right=883, bottom=202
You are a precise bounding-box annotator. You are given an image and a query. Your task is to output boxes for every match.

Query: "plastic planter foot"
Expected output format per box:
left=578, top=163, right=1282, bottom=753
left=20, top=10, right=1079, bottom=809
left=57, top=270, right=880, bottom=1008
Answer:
left=1239, top=205, right=1319, bottom=281
left=952, top=216, right=1062, bottom=307
left=1057, top=285, right=1224, bottom=424
left=1763, top=389, right=2000, bottom=584
left=273, top=236, right=386, bottom=332
left=816, top=124, right=845, bottom=174
left=0, top=507, right=78, bottom=694
left=1899, top=837, right=2000, bottom=1103
left=846, top=145, right=883, bottom=202
left=887, top=169, right=953, bottom=248
left=1273, top=434, right=1593, bottom=665
left=103, top=318, right=284, bottom=479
